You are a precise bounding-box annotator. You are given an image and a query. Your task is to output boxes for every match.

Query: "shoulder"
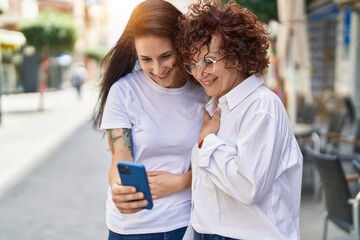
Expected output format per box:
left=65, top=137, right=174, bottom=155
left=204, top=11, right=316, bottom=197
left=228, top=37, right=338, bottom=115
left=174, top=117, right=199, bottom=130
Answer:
left=246, top=85, right=286, bottom=115
left=111, top=70, right=145, bottom=90
left=184, top=81, right=208, bottom=101
left=185, top=81, right=205, bottom=94
left=252, top=85, right=282, bottom=103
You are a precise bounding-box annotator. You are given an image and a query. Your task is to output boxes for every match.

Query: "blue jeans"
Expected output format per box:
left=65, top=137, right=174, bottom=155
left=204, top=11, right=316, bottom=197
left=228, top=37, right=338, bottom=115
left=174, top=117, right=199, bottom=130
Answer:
left=108, top=227, right=187, bottom=240
left=198, top=233, right=237, bottom=240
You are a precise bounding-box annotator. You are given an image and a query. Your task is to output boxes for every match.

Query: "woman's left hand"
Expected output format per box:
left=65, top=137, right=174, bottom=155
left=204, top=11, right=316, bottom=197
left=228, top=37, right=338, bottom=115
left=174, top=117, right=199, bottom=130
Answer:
left=199, top=107, right=221, bottom=141
left=147, top=171, right=189, bottom=200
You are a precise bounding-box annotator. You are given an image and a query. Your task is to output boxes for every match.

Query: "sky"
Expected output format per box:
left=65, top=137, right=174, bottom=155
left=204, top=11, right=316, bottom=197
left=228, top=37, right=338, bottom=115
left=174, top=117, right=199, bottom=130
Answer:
left=106, top=0, right=195, bottom=47
left=106, top=0, right=143, bottom=46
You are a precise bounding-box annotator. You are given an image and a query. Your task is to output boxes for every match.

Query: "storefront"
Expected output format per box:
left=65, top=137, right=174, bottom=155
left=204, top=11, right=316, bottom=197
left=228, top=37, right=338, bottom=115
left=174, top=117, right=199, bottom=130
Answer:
left=308, top=2, right=340, bottom=94
left=333, top=0, right=360, bottom=117
left=0, top=29, right=25, bottom=93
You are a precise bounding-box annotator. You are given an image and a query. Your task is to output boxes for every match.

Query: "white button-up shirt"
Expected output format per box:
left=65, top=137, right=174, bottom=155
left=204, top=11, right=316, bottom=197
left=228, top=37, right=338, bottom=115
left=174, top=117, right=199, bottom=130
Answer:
left=190, top=75, right=303, bottom=239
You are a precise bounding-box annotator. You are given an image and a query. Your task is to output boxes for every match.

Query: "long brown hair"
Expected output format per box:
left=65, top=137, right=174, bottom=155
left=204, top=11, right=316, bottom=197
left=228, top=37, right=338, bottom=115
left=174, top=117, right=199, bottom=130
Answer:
left=92, top=0, right=187, bottom=129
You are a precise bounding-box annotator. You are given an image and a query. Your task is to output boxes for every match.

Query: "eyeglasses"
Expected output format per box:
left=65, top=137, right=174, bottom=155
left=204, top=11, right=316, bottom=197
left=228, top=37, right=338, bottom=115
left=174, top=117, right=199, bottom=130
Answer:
left=184, top=56, right=226, bottom=75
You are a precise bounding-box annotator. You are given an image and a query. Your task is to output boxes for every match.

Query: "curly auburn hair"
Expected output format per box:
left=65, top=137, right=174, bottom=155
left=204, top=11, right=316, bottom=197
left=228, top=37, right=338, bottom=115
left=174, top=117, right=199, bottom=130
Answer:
left=177, top=0, right=270, bottom=77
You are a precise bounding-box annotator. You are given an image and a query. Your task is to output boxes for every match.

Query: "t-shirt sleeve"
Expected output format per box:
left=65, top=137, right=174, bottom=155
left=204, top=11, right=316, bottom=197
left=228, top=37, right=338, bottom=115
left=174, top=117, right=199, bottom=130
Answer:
left=100, top=81, right=132, bottom=130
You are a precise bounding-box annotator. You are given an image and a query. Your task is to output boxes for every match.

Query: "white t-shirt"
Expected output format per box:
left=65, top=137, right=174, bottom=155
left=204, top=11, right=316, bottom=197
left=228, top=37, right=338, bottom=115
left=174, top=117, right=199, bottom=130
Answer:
left=100, top=70, right=207, bottom=234
left=190, top=75, right=303, bottom=239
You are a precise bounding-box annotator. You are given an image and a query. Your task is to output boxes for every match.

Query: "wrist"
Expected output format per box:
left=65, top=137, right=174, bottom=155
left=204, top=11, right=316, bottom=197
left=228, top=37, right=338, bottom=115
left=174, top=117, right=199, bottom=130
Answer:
left=181, top=171, right=192, bottom=189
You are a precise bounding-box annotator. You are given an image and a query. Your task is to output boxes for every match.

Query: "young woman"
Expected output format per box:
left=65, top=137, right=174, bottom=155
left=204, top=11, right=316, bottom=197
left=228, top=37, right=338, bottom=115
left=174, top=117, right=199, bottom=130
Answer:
left=178, top=0, right=303, bottom=239
left=92, top=1, right=207, bottom=239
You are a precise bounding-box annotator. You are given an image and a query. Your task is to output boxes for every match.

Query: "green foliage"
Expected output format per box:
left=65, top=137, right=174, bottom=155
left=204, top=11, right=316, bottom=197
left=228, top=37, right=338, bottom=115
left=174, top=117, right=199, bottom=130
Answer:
left=83, top=46, right=108, bottom=62
left=228, top=0, right=278, bottom=23
left=19, top=10, right=77, bottom=56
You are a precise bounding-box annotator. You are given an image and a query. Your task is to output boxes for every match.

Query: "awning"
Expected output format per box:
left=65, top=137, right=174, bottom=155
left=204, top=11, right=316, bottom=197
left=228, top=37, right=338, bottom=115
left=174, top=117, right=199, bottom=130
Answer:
left=308, top=3, right=339, bottom=21
left=0, top=29, right=26, bottom=50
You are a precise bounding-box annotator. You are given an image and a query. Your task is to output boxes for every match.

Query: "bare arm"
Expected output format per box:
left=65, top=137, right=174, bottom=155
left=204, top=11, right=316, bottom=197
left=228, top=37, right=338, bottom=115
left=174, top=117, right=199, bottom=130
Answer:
left=107, top=128, right=192, bottom=206
left=106, top=128, right=148, bottom=213
left=147, top=170, right=192, bottom=200
left=107, top=128, right=133, bottom=185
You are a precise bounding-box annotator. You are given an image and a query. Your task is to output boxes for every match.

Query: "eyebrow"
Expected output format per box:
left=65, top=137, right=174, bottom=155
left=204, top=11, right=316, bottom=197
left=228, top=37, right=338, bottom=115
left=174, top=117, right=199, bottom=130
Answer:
left=138, top=50, right=174, bottom=59
left=160, top=51, right=173, bottom=55
left=198, top=52, right=221, bottom=60
left=206, top=52, right=223, bottom=57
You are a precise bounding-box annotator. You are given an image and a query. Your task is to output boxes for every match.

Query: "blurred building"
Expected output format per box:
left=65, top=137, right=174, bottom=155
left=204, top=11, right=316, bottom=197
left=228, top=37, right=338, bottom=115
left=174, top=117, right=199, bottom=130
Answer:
left=308, top=0, right=360, bottom=117
left=0, top=0, right=109, bottom=94
left=0, top=0, right=199, bottom=95
left=0, top=0, right=31, bottom=94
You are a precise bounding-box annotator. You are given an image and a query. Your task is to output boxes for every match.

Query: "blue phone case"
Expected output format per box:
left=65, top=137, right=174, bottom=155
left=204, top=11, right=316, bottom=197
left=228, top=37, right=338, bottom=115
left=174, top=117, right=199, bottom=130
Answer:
left=117, top=162, right=153, bottom=210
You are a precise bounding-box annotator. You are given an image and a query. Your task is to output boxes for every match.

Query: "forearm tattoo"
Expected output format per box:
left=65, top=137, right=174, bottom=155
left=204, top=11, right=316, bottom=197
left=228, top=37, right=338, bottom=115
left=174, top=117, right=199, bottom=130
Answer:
left=107, top=128, right=133, bottom=154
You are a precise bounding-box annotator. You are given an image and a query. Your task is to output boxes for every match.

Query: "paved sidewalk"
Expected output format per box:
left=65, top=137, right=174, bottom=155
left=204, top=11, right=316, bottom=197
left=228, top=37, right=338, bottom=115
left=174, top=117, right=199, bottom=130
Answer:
left=300, top=189, right=349, bottom=240
left=0, top=121, right=109, bottom=240
left=0, top=84, right=99, bottom=196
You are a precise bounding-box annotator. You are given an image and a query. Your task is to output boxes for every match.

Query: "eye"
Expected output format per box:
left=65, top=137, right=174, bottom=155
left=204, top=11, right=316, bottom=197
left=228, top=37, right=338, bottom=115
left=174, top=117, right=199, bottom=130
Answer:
left=161, top=54, right=172, bottom=59
left=140, top=58, right=151, bottom=62
left=204, top=58, right=215, bottom=66
left=185, top=61, right=196, bottom=68
left=190, top=61, right=197, bottom=68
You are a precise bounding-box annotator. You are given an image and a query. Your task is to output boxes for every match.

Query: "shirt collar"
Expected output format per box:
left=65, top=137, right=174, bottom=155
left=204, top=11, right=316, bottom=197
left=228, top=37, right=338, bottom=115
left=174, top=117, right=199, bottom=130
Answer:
left=205, top=97, right=218, bottom=116
left=219, top=74, right=264, bottom=110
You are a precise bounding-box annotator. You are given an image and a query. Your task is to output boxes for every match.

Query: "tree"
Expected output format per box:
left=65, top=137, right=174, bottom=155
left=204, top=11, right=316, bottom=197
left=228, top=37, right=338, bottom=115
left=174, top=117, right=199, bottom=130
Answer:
left=19, top=10, right=77, bottom=111
left=19, top=10, right=76, bottom=56
left=229, top=0, right=278, bottom=23
left=83, top=46, right=107, bottom=63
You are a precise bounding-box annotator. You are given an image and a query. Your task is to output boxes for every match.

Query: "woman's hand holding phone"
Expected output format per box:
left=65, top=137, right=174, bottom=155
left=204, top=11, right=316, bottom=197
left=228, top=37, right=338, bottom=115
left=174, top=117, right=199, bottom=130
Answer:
left=111, top=179, right=150, bottom=214
left=114, top=162, right=191, bottom=213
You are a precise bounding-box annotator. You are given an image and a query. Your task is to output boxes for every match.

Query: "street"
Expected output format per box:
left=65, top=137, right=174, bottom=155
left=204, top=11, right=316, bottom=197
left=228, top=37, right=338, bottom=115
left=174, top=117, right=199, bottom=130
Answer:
left=0, top=122, right=109, bottom=239
left=0, top=85, right=110, bottom=239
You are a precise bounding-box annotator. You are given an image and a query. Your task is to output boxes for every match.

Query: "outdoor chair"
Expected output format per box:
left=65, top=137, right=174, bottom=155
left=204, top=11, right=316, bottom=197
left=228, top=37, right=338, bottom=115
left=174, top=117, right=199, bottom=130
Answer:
left=297, top=110, right=346, bottom=152
left=295, top=103, right=318, bottom=142
left=311, top=110, right=348, bottom=154
left=304, top=145, right=360, bottom=240
left=353, top=158, right=360, bottom=174
left=344, top=97, right=356, bottom=124
left=332, top=119, right=360, bottom=161
left=297, top=103, right=319, bottom=124
left=297, top=110, right=345, bottom=201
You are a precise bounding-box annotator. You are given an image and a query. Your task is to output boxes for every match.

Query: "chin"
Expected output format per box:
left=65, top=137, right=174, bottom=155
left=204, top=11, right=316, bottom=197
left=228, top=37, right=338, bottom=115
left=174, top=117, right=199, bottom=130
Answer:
left=204, top=89, right=216, bottom=97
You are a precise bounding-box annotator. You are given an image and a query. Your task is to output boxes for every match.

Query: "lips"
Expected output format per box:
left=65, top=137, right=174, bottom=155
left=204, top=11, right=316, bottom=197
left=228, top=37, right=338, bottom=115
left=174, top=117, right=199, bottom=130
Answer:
left=153, top=68, right=172, bottom=79
left=202, top=77, right=216, bottom=86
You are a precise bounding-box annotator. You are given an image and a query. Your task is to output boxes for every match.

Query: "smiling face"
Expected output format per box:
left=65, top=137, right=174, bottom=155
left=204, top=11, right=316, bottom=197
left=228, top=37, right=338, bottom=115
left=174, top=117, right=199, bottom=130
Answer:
left=191, top=34, right=246, bottom=97
left=135, top=36, right=183, bottom=88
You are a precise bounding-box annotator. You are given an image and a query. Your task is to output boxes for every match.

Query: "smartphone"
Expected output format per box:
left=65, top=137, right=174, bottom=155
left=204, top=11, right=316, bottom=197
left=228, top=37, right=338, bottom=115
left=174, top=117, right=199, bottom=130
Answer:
left=117, top=161, right=153, bottom=210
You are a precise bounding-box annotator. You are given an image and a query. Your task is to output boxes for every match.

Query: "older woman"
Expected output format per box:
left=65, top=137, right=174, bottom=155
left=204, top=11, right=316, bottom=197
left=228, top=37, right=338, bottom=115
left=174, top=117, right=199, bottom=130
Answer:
left=178, top=0, right=303, bottom=239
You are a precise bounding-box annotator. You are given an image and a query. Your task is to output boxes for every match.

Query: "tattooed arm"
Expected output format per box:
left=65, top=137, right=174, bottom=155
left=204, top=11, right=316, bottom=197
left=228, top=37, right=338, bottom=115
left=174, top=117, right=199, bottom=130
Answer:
left=106, top=128, right=148, bottom=213
left=107, top=128, right=133, bottom=186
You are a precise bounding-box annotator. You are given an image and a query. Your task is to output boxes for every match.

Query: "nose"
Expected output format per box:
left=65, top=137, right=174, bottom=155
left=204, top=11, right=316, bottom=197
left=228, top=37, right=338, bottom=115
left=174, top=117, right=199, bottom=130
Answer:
left=152, top=61, right=163, bottom=76
left=193, top=69, right=208, bottom=81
